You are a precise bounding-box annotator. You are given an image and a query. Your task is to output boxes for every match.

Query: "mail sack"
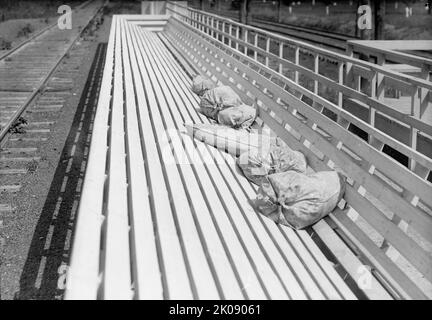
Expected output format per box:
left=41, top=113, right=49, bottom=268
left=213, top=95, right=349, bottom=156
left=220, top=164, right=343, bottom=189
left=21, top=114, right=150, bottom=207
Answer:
left=237, top=143, right=307, bottom=186
left=217, top=104, right=257, bottom=129
left=184, top=123, right=276, bottom=157
left=254, top=171, right=346, bottom=229
left=199, top=86, right=243, bottom=120
left=191, top=75, right=216, bottom=96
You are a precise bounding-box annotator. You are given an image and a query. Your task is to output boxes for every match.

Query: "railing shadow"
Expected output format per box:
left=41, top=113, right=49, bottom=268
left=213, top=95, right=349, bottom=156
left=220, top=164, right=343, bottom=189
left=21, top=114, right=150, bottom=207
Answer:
left=16, top=43, right=106, bottom=300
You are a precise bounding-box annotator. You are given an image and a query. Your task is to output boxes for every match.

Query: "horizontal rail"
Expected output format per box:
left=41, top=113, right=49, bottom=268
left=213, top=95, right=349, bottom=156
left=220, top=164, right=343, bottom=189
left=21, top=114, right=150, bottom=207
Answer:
left=166, top=1, right=432, bottom=91
left=165, top=17, right=432, bottom=298
left=166, top=3, right=432, bottom=142
left=348, top=40, right=432, bottom=70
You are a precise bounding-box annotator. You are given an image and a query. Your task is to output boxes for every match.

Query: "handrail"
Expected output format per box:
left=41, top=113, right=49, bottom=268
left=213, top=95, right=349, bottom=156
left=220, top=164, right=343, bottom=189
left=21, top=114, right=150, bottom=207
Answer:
left=166, top=0, right=432, bottom=174
left=348, top=40, right=432, bottom=70
left=166, top=1, right=432, bottom=91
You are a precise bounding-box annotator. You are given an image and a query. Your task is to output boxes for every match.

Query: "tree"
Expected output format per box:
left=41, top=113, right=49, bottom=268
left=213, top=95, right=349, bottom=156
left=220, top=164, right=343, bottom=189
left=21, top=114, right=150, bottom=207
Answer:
left=355, top=0, right=361, bottom=37
left=402, top=0, right=415, bottom=16
left=239, top=0, right=252, bottom=25
left=373, top=0, right=385, bottom=40
left=322, top=0, right=333, bottom=15
left=358, top=0, right=373, bottom=40
left=277, top=0, right=282, bottom=23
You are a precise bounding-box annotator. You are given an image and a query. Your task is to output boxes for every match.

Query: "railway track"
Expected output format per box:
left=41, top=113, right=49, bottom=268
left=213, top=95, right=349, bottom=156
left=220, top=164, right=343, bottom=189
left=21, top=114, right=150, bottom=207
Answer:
left=250, top=18, right=356, bottom=51
left=192, top=7, right=357, bottom=51
left=0, top=1, right=105, bottom=217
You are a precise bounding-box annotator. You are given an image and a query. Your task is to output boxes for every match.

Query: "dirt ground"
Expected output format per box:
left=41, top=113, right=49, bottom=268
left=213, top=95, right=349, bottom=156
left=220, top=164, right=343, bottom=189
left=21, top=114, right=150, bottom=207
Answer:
left=0, top=1, right=85, bottom=52
left=0, top=1, right=140, bottom=300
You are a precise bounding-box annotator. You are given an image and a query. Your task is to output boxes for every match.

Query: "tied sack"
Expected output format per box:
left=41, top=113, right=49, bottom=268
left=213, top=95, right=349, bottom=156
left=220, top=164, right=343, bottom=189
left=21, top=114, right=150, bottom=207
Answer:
left=217, top=104, right=257, bottom=129
left=184, top=123, right=276, bottom=157
left=237, top=142, right=307, bottom=186
left=191, top=75, right=216, bottom=96
left=199, top=86, right=243, bottom=120
left=255, top=171, right=346, bottom=229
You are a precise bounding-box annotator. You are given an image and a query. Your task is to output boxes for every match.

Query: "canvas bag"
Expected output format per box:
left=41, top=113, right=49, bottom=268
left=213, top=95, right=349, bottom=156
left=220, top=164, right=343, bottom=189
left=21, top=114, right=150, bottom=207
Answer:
left=199, top=86, right=243, bottom=120
left=191, top=75, right=216, bottom=96
left=237, top=142, right=307, bottom=186
left=217, top=104, right=257, bottom=129
left=184, top=123, right=276, bottom=157
left=254, top=171, right=346, bottom=229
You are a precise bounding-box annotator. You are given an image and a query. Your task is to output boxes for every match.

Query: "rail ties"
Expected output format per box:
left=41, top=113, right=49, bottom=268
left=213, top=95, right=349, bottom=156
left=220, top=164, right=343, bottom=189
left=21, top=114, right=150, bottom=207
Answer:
left=0, top=0, right=105, bottom=140
left=0, top=0, right=105, bottom=220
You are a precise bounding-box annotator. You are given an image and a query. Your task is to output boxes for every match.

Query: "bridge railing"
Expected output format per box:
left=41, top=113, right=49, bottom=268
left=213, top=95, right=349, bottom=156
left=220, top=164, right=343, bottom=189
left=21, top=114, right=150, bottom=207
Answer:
left=166, top=2, right=431, bottom=163
left=166, top=0, right=431, bottom=175
left=165, top=1, right=432, bottom=261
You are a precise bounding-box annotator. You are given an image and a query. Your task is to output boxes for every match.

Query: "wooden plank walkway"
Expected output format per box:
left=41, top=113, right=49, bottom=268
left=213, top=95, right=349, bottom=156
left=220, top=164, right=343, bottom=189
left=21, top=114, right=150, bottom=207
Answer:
left=66, top=16, right=359, bottom=300
left=65, top=6, right=432, bottom=300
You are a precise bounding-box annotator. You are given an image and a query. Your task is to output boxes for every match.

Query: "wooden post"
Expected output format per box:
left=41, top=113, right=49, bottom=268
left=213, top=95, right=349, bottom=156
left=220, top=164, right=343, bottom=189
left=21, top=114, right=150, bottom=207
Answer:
left=337, top=62, right=344, bottom=108
left=277, top=0, right=282, bottom=23
left=345, top=43, right=354, bottom=87
left=235, top=26, right=240, bottom=51
left=222, top=21, right=226, bottom=44
left=244, top=29, right=248, bottom=55
left=228, top=24, right=232, bottom=47
left=239, top=0, right=251, bottom=25
left=265, top=38, right=270, bottom=66
left=420, top=64, right=431, bottom=120
left=359, top=0, right=373, bottom=40
left=409, top=86, right=420, bottom=169
left=294, top=46, right=300, bottom=83
left=373, top=0, right=385, bottom=40
left=278, top=42, right=283, bottom=74
left=254, top=33, right=258, bottom=60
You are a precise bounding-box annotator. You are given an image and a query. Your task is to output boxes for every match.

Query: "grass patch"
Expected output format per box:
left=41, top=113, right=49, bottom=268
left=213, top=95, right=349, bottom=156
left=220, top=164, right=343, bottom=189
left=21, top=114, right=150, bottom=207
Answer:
left=26, top=159, right=39, bottom=174
left=0, top=0, right=84, bottom=21
left=16, top=23, right=34, bottom=38
left=193, top=0, right=432, bottom=40
left=8, top=117, right=28, bottom=134
left=0, top=37, right=12, bottom=50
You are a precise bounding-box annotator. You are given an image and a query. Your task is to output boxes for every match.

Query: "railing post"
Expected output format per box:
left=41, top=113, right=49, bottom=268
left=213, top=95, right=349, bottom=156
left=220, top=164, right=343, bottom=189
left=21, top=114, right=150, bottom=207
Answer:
left=420, top=64, right=431, bottom=121
left=235, top=26, right=239, bottom=51
left=294, top=46, right=300, bottom=83
left=254, top=33, right=258, bottom=61
left=278, top=42, right=283, bottom=74
left=228, top=24, right=232, bottom=48
left=409, top=86, right=420, bottom=168
left=345, top=43, right=354, bottom=87
left=311, top=53, right=321, bottom=130
left=265, top=38, right=270, bottom=66
left=337, top=62, right=344, bottom=108
left=369, top=53, right=385, bottom=145
left=222, top=21, right=225, bottom=44
left=244, top=29, right=248, bottom=55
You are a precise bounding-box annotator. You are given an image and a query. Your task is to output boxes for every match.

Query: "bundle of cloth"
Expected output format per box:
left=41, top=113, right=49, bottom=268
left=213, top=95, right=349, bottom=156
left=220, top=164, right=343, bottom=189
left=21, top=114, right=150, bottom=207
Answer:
left=191, top=75, right=257, bottom=129
left=189, top=75, right=346, bottom=230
